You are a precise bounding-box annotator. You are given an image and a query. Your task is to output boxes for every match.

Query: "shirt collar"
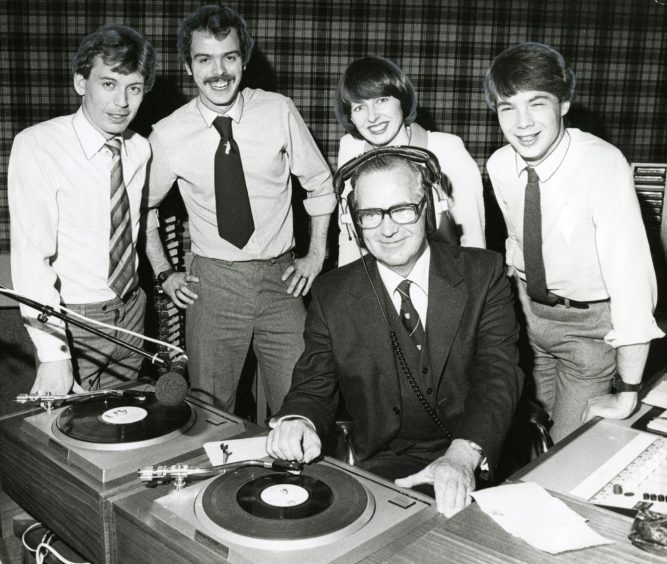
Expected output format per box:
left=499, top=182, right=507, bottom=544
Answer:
left=73, top=106, right=126, bottom=160
left=196, top=91, right=245, bottom=128
left=377, top=244, right=431, bottom=296
left=514, top=128, right=571, bottom=182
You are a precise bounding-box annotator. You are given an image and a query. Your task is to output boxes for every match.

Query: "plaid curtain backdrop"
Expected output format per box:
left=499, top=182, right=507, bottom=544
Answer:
left=1, top=0, right=667, bottom=253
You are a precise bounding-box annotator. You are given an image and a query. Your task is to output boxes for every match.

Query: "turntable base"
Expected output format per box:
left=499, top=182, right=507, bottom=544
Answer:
left=0, top=389, right=248, bottom=564
left=113, top=457, right=437, bottom=564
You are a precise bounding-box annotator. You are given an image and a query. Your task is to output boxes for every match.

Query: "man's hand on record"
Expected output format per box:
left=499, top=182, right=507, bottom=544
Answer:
left=266, top=419, right=322, bottom=463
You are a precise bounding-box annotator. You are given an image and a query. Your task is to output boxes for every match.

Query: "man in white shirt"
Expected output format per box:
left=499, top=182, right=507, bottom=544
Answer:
left=484, top=42, right=664, bottom=442
left=9, top=25, right=156, bottom=395
left=267, top=149, right=523, bottom=517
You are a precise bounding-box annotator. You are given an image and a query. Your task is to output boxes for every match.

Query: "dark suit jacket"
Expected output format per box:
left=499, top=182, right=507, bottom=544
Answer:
left=276, top=242, right=524, bottom=472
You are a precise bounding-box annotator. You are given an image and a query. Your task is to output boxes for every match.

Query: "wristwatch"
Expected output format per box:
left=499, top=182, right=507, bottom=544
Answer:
left=610, top=374, right=641, bottom=394
left=156, top=268, right=175, bottom=286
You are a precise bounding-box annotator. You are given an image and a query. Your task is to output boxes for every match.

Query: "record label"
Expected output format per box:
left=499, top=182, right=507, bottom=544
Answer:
left=101, top=406, right=147, bottom=425
left=260, top=484, right=309, bottom=507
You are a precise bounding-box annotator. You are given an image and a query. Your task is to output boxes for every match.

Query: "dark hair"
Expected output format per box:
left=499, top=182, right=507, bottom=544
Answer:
left=71, top=24, right=156, bottom=92
left=334, top=56, right=418, bottom=138
left=483, top=42, right=575, bottom=112
left=177, top=4, right=254, bottom=67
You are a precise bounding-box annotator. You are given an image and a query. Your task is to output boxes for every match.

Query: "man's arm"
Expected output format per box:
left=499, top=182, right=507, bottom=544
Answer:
left=582, top=342, right=649, bottom=422
left=280, top=98, right=336, bottom=296
left=583, top=151, right=663, bottom=421
left=143, top=210, right=199, bottom=308
left=282, top=213, right=330, bottom=296
left=8, top=131, right=77, bottom=394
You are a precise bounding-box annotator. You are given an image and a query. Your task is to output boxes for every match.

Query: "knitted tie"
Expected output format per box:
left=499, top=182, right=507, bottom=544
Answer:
left=523, top=167, right=556, bottom=305
left=396, top=279, right=425, bottom=351
left=212, top=116, right=255, bottom=248
left=106, top=137, right=137, bottom=298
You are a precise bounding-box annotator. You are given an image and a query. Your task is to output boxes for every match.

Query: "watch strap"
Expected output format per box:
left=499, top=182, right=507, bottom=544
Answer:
left=610, top=374, right=641, bottom=393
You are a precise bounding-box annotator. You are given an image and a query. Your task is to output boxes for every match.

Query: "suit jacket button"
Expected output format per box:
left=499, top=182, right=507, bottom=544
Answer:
left=393, top=406, right=400, bottom=415
left=426, top=387, right=433, bottom=395
left=422, top=367, right=429, bottom=374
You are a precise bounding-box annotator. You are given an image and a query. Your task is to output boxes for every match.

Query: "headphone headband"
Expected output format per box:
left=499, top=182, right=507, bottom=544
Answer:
left=333, top=145, right=442, bottom=198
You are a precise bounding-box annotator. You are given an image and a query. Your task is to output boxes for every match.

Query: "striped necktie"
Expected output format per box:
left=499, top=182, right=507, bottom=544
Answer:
left=396, top=279, right=425, bottom=351
left=106, top=137, right=137, bottom=298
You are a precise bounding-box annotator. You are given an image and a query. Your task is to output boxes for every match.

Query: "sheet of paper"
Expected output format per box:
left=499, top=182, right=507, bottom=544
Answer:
left=471, top=482, right=613, bottom=554
left=204, top=436, right=268, bottom=466
left=643, top=378, right=667, bottom=409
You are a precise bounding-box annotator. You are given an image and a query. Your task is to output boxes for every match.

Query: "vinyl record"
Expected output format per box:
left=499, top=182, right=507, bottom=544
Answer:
left=55, top=392, right=192, bottom=444
left=201, top=463, right=369, bottom=540
left=237, top=473, right=333, bottom=519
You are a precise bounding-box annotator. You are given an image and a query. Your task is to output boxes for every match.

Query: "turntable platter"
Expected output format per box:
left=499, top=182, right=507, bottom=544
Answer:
left=197, top=463, right=374, bottom=546
left=53, top=392, right=194, bottom=449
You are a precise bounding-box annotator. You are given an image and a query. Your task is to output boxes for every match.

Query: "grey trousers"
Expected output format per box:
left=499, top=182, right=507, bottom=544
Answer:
left=186, top=253, right=306, bottom=414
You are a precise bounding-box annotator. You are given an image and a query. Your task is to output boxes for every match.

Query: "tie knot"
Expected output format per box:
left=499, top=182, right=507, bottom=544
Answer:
left=397, top=279, right=412, bottom=298
left=213, top=116, right=233, bottom=139
left=526, top=167, right=539, bottom=184
left=105, top=137, right=122, bottom=156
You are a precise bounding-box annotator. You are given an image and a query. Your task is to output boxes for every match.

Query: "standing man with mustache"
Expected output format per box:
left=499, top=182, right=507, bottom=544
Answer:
left=484, top=42, right=664, bottom=442
left=9, top=25, right=156, bottom=395
left=144, top=5, right=335, bottom=413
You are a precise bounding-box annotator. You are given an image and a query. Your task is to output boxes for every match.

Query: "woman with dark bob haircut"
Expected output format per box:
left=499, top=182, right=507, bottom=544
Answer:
left=334, top=56, right=485, bottom=265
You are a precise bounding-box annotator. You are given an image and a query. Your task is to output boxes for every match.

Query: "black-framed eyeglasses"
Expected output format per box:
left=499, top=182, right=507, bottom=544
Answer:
left=354, top=196, right=427, bottom=229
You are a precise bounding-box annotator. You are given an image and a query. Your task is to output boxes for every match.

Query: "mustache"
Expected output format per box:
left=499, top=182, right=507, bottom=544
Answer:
left=204, top=74, right=235, bottom=85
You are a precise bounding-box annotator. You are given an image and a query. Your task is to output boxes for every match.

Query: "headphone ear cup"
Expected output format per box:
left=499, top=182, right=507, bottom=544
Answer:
left=346, top=195, right=366, bottom=249
left=423, top=184, right=437, bottom=234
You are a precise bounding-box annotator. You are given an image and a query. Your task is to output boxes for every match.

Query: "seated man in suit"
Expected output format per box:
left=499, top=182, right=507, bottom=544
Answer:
left=267, top=147, right=524, bottom=517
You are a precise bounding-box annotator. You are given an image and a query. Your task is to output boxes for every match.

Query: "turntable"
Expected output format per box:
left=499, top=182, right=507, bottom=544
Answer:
left=0, top=386, right=248, bottom=563
left=112, top=456, right=437, bottom=564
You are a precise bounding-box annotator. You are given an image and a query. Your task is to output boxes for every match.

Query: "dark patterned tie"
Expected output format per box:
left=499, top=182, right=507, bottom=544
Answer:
left=396, top=279, right=425, bottom=351
left=523, top=167, right=556, bottom=305
left=106, top=137, right=137, bottom=298
left=212, top=116, right=255, bottom=248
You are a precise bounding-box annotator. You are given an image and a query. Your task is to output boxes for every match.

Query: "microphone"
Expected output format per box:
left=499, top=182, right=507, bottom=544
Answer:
left=155, top=355, right=189, bottom=406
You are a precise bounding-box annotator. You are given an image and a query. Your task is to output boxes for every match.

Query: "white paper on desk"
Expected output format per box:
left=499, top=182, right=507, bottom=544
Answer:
left=204, top=436, right=268, bottom=465
left=471, top=482, right=612, bottom=554
left=642, top=378, right=667, bottom=409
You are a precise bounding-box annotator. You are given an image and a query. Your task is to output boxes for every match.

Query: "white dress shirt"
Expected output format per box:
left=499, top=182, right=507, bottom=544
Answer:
left=8, top=107, right=150, bottom=361
left=487, top=128, right=664, bottom=347
left=377, top=245, right=430, bottom=324
left=147, top=89, right=336, bottom=262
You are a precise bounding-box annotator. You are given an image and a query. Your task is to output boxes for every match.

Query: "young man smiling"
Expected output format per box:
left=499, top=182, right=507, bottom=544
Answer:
left=144, top=5, right=335, bottom=413
left=484, top=42, right=664, bottom=442
left=9, top=24, right=156, bottom=395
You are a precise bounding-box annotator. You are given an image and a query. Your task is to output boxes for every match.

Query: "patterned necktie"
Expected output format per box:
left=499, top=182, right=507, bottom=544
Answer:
left=106, top=137, right=137, bottom=298
left=523, top=167, right=556, bottom=305
left=212, top=116, right=255, bottom=249
left=396, top=279, right=425, bottom=351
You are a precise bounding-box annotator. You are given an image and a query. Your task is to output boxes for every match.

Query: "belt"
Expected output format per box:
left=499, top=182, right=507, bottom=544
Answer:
left=549, top=295, right=609, bottom=310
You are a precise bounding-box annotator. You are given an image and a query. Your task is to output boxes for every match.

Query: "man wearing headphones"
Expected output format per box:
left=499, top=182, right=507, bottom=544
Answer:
left=267, top=148, right=523, bottom=517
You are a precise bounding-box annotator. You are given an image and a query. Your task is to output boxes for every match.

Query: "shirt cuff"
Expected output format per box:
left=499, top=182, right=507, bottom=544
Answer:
left=268, top=414, right=315, bottom=429
left=604, top=322, right=665, bottom=348
left=303, top=192, right=337, bottom=216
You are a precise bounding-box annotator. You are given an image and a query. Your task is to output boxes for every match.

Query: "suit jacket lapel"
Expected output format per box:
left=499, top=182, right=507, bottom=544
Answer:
left=348, top=258, right=400, bottom=389
left=427, top=245, right=467, bottom=383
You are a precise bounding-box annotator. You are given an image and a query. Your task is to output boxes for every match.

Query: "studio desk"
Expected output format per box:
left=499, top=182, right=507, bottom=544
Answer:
left=2, top=373, right=667, bottom=564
